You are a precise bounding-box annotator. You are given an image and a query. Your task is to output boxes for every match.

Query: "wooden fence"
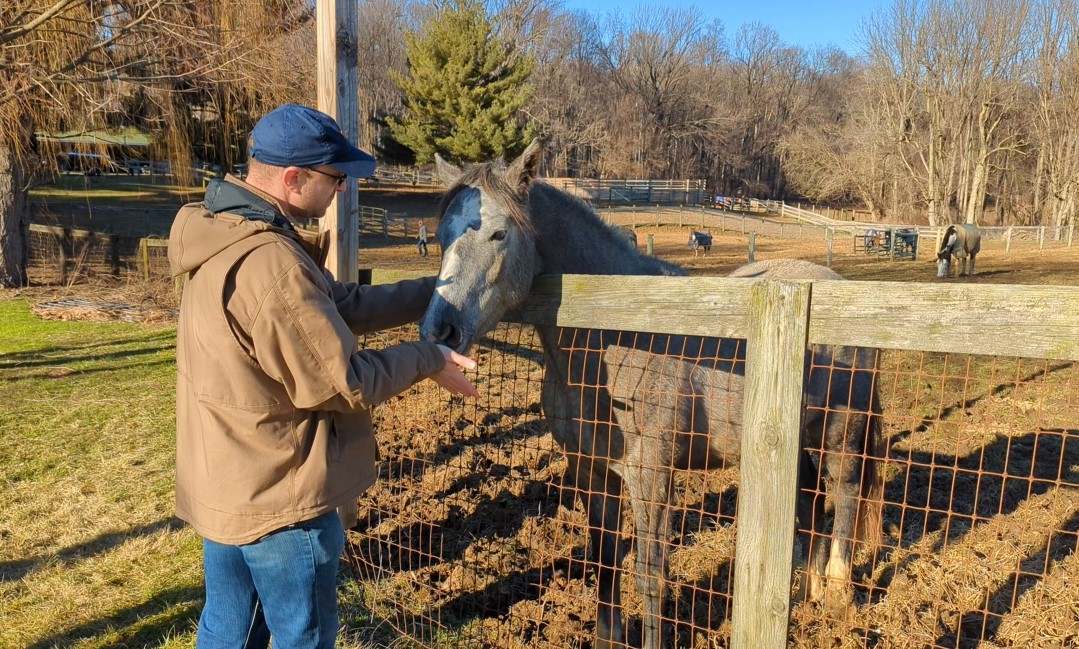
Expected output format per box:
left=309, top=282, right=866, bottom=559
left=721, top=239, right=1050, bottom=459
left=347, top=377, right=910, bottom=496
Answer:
left=357, top=268, right=1079, bottom=648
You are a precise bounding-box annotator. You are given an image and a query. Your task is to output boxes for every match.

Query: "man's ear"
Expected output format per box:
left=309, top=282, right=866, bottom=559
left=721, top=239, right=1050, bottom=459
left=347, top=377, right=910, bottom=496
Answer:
left=282, top=166, right=306, bottom=193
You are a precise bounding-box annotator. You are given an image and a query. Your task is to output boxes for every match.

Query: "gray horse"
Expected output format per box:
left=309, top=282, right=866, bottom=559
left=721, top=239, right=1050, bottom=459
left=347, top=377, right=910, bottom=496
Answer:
left=937, top=223, right=981, bottom=277
left=420, top=140, right=885, bottom=649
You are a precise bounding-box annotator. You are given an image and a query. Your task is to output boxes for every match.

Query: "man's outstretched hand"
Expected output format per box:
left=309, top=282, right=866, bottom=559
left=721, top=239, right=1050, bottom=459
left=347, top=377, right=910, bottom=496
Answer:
left=431, top=345, right=480, bottom=398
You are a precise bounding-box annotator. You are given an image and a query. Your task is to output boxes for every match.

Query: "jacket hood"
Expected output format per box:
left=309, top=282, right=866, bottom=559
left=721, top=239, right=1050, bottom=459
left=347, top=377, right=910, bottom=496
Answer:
left=168, top=175, right=328, bottom=276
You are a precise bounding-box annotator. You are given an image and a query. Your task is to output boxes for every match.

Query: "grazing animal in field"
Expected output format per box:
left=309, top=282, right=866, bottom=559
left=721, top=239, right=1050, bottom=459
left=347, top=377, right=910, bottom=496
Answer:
left=937, top=223, right=981, bottom=278
left=688, top=230, right=713, bottom=256
left=419, top=140, right=885, bottom=649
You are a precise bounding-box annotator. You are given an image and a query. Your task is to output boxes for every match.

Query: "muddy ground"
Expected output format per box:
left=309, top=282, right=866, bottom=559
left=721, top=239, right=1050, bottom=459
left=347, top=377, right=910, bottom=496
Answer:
left=344, top=190, right=1079, bottom=649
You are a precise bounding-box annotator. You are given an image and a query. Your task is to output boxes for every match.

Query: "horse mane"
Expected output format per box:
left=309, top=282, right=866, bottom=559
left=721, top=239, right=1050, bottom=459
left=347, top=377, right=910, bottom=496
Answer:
left=937, top=224, right=961, bottom=256
left=438, top=159, right=533, bottom=234
left=527, top=180, right=685, bottom=276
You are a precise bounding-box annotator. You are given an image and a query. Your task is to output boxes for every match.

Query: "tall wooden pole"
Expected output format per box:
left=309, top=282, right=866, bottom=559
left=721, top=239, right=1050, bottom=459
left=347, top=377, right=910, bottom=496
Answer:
left=317, top=0, right=361, bottom=529
left=317, top=0, right=360, bottom=284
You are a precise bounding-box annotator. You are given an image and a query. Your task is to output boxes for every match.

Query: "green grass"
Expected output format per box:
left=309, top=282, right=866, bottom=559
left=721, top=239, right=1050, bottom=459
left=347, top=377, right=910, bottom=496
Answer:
left=0, top=299, right=200, bottom=649
left=0, top=298, right=385, bottom=648
left=29, top=175, right=202, bottom=207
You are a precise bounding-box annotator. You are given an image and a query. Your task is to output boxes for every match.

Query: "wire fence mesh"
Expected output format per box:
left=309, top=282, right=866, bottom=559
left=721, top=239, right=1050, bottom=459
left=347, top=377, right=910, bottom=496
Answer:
left=347, top=321, right=1079, bottom=648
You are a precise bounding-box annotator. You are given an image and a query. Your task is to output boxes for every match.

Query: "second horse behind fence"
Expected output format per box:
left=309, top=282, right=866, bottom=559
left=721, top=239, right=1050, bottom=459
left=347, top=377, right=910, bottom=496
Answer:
left=420, top=140, right=886, bottom=649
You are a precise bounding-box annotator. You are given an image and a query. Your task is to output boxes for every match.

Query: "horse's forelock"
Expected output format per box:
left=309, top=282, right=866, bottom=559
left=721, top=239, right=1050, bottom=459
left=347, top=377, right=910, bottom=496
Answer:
left=437, top=162, right=534, bottom=234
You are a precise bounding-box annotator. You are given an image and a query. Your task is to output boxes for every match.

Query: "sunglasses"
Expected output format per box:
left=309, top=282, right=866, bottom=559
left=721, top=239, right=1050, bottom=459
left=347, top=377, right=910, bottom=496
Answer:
left=306, top=167, right=348, bottom=188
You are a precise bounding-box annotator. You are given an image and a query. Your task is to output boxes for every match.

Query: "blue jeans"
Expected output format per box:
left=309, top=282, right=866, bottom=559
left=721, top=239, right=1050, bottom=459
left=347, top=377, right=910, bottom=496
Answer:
left=197, top=511, right=346, bottom=649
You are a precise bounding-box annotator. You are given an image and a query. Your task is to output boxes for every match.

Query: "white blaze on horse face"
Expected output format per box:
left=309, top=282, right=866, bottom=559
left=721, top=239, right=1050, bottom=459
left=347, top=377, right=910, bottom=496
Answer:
left=427, top=185, right=528, bottom=351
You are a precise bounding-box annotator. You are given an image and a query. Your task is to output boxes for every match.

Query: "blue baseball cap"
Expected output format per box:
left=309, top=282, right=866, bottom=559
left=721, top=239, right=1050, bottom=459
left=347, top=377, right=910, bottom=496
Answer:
left=249, top=104, right=377, bottom=178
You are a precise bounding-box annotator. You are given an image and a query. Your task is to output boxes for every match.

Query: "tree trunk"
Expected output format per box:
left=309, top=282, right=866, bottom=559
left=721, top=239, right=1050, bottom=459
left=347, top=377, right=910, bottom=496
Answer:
left=964, top=142, right=989, bottom=225
left=0, top=133, right=29, bottom=288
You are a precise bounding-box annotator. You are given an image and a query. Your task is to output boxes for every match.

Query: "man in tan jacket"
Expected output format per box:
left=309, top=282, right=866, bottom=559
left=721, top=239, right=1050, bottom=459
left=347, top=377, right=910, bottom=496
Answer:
left=168, top=104, right=478, bottom=649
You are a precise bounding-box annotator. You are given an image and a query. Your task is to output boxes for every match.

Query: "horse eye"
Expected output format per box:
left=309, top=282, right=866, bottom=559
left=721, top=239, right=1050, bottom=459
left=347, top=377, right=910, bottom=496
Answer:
left=491, top=230, right=507, bottom=241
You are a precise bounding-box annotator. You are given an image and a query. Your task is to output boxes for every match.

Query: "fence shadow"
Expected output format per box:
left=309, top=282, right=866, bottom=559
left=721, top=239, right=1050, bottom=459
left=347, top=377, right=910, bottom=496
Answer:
left=1, top=517, right=187, bottom=582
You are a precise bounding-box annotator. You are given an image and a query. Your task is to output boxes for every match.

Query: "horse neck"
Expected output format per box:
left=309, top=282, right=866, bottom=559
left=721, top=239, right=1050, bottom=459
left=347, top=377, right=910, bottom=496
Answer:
left=527, top=183, right=671, bottom=276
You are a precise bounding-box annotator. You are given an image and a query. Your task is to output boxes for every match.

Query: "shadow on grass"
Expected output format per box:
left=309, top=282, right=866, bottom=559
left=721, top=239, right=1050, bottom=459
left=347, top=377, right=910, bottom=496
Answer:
left=24, top=583, right=201, bottom=649
left=0, top=331, right=176, bottom=370
left=0, top=517, right=186, bottom=583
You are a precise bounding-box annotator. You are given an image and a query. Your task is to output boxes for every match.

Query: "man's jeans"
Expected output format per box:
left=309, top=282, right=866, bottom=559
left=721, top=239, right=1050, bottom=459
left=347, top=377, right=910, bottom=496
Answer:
left=196, top=511, right=346, bottom=649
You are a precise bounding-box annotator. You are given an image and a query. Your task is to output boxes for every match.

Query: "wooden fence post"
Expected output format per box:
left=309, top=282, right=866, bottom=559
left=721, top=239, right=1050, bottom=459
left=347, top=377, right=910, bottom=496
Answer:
left=748, top=232, right=756, bottom=263
left=1006, top=227, right=1013, bottom=252
left=1069, top=221, right=1074, bottom=247
left=826, top=227, right=834, bottom=267
left=109, top=234, right=120, bottom=276
left=1039, top=226, right=1046, bottom=249
left=60, top=227, right=71, bottom=285
left=647, top=234, right=654, bottom=256
left=140, top=238, right=150, bottom=281
left=731, top=279, right=810, bottom=649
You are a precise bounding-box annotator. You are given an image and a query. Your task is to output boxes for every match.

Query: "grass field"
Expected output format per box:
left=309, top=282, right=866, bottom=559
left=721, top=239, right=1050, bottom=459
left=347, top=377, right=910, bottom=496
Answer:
left=0, top=298, right=389, bottom=648
left=0, top=299, right=201, bottom=648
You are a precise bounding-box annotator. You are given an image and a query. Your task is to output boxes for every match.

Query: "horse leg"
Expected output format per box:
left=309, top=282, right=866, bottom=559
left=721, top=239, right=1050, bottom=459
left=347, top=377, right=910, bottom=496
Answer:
left=570, top=453, right=627, bottom=649
left=813, top=406, right=866, bottom=610
left=968, top=253, right=976, bottom=276
left=622, top=463, right=673, bottom=649
left=799, top=449, right=828, bottom=602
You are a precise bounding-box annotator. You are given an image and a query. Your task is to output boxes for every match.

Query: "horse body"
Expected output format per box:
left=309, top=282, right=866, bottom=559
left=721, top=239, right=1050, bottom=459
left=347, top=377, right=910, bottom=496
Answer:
left=937, top=223, right=981, bottom=277
left=688, top=230, right=713, bottom=256
left=421, top=141, right=884, bottom=649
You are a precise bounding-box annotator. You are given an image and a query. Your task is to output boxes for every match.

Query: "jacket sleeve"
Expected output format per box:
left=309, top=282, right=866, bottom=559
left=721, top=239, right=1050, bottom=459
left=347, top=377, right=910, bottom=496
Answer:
left=252, top=260, right=445, bottom=412
left=326, top=273, right=436, bottom=335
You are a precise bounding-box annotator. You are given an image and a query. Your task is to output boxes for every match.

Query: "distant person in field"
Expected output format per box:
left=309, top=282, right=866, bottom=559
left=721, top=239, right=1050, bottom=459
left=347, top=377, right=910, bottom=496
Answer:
left=167, top=103, right=478, bottom=649
left=417, top=221, right=429, bottom=257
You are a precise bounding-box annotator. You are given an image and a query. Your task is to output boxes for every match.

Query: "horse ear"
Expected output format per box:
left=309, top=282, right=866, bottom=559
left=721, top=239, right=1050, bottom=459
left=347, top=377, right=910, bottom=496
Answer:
left=434, top=153, right=463, bottom=188
left=507, top=138, right=543, bottom=190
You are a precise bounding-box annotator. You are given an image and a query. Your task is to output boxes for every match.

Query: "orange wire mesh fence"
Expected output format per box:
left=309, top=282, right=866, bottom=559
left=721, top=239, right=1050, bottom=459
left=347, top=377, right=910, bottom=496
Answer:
left=345, top=274, right=1079, bottom=648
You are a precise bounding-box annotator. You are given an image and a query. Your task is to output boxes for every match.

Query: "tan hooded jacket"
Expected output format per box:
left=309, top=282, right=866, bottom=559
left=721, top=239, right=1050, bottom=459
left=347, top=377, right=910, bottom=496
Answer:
left=168, top=176, right=443, bottom=544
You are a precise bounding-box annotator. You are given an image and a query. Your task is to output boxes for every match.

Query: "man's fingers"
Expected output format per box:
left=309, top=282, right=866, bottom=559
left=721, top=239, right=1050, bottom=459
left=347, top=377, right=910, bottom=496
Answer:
left=450, top=350, right=477, bottom=371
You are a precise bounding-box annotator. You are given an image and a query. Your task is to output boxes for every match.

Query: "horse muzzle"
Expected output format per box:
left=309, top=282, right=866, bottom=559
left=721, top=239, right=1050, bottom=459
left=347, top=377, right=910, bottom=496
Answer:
left=420, top=318, right=473, bottom=354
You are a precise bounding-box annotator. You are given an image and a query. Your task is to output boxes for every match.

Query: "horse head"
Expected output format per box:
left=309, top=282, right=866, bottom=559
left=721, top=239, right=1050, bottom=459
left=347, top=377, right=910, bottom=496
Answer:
left=936, top=226, right=957, bottom=278
left=419, top=140, right=544, bottom=354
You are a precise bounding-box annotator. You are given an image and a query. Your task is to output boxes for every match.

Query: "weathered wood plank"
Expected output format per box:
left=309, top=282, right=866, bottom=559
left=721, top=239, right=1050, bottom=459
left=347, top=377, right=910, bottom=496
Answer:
left=808, top=280, right=1079, bottom=360
left=364, top=271, right=1079, bottom=361
left=731, top=280, right=810, bottom=649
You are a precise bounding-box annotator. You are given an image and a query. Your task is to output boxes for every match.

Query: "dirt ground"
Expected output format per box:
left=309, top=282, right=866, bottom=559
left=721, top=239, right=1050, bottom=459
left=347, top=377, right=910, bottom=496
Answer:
left=341, top=191, right=1079, bottom=649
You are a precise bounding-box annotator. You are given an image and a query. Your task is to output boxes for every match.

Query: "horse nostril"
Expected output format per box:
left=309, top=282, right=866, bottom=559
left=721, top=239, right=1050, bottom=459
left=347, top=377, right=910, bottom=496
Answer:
left=437, top=323, right=461, bottom=348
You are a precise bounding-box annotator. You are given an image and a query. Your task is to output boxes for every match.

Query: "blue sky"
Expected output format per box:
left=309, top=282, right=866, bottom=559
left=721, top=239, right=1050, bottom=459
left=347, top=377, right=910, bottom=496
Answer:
left=559, top=0, right=892, bottom=53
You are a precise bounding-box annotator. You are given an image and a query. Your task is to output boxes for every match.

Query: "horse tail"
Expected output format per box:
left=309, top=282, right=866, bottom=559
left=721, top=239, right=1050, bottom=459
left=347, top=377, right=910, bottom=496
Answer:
left=857, top=403, right=885, bottom=549
left=856, top=369, right=886, bottom=551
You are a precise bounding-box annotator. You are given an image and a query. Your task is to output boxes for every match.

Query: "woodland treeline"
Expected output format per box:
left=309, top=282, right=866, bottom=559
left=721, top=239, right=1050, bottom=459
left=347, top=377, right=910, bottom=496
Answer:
left=2, top=0, right=1078, bottom=286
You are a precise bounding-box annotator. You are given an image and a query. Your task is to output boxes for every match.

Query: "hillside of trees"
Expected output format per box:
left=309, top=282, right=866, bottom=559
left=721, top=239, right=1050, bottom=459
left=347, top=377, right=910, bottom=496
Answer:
left=3, top=0, right=1079, bottom=286
left=365, top=0, right=1079, bottom=231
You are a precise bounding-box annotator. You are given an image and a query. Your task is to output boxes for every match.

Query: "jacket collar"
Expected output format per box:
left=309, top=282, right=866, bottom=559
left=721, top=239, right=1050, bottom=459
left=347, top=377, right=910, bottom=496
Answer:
left=205, top=175, right=329, bottom=267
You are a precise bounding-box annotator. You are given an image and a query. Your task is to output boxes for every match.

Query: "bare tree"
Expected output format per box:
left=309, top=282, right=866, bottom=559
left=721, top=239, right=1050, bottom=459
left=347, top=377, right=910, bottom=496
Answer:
left=597, top=5, right=721, bottom=178
left=779, top=63, right=898, bottom=220
left=525, top=9, right=612, bottom=176
left=1028, top=0, right=1079, bottom=229
left=0, top=0, right=313, bottom=286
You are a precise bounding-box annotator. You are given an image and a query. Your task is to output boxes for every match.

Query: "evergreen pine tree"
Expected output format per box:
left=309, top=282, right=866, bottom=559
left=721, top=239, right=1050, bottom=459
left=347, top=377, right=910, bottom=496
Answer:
left=390, top=0, right=536, bottom=164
